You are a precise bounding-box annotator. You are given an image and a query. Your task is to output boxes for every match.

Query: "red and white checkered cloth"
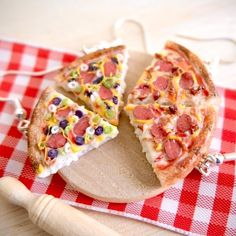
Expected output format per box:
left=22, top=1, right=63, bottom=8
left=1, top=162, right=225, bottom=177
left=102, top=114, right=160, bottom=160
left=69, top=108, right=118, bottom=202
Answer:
left=0, top=39, right=235, bottom=236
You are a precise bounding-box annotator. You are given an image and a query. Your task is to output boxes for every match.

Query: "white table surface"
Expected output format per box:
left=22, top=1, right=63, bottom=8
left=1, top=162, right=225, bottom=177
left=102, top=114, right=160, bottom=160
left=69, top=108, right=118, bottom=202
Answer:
left=0, top=0, right=235, bottom=235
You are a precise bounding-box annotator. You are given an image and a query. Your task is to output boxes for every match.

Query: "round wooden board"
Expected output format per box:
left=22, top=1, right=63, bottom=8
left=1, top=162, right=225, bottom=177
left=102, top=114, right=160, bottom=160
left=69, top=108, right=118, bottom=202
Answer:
left=59, top=51, right=168, bottom=203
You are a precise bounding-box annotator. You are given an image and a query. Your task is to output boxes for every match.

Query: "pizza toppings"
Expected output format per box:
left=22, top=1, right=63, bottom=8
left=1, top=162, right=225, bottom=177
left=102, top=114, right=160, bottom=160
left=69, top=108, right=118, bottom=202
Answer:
left=133, top=105, right=153, bottom=120
left=52, top=97, right=61, bottom=106
left=95, top=126, right=103, bottom=136
left=99, top=85, right=113, bottom=100
left=151, top=124, right=166, bottom=139
left=138, top=84, right=151, bottom=99
left=153, top=76, right=169, bottom=90
left=176, top=114, right=192, bottom=133
left=80, top=63, right=89, bottom=72
left=112, top=96, right=118, bottom=105
left=75, top=110, right=83, bottom=118
left=59, top=120, right=68, bottom=129
left=104, top=61, right=117, bottom=77
left=80, top=72, right=94, bottom=84
left=51, top=126, right=60, bottom=134
left=153, top=90, right=160, bottom=101
left=57, top=107, right=71, bottom=117
left=73, top=116, right=90, bottom=136
left=154, top=60, right=173, bottom=72
left=164, top=139, right=182, bottom=160
left=75, top=136, right=85, bottom=145
left=168, top=105, right=177, bottom=114
left=47, top=133, right=67, bottom=149
left=48, top=149, right=58, bottom=159
left=179, top=72, right=194, bottom=89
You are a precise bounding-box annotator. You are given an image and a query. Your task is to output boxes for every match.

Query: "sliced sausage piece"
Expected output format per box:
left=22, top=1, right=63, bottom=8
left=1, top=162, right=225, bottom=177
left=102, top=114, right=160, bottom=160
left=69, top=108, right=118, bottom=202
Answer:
left=47, top=133, right=67, bottom=149
left=104, top=61, right=117, bottom=77
left=133, top=105, right=153, bottom=120
left=56, top=107, right=71, bottom=117
left=151, top=124, right=167, bottom=139
left=155, top=60, right=173, bottom=72
left=73, top=116, right=90, bottom=136
left=80, top=71, right=95, bottom=84
left=153, top=76, right=169, bottom=90
left=179, top=72, right=194, bottom=89
left=176, top=114, right=192, bottom=133
left=99, top=85, right=113, bottom=100
left=164, top=139, right=182, bottom=160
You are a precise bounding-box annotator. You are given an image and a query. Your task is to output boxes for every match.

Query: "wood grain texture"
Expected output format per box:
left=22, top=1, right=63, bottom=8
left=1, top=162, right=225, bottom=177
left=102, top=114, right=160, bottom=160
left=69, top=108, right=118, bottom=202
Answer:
left=59, top=51, right=169, bottom=203
left=0, top=177, right=120, bottom=236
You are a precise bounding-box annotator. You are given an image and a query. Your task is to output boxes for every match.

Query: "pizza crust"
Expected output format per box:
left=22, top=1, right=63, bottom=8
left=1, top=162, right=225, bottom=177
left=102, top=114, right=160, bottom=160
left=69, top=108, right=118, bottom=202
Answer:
left=28, top=87, right=53, bottom=172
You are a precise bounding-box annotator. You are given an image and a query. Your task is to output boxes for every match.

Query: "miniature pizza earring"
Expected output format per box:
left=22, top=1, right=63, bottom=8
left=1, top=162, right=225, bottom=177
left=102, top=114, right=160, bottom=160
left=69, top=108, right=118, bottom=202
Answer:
left=0, top=97, right=29, bottom=137
left=1, top=18, right=236, bottom=180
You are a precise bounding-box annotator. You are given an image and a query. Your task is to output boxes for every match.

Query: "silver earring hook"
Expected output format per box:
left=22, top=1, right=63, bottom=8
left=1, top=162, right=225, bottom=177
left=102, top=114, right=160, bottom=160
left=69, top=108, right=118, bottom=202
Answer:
left=176, top=34, right=236, bottom=64
left=0, top=65, right=63, bottom=77
left=0, top=97, right=29, bottom=137
left=113, top=17, right=149, bottom=53
left=196, top=152, right=236, bottom=176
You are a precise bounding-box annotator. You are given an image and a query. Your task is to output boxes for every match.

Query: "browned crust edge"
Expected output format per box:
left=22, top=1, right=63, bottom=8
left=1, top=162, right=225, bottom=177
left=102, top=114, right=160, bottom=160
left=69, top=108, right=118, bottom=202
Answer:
left=27, top=87, right=53, bottom=172
left=165, top=41, right=218, bottom=97
left=55, top=45, right=126, bottom=83
left=154, top=106, right=217, bottom=187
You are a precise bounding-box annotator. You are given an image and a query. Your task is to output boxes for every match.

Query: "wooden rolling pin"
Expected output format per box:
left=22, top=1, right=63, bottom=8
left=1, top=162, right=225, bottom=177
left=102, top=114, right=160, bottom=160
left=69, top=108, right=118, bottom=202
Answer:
left=0, top=176, right=120, bottom=236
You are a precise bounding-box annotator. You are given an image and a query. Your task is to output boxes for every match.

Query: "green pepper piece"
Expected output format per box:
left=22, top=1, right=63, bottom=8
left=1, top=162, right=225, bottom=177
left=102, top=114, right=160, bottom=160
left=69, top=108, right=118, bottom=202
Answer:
left=92, top=115, right=101, bottom=124
left=105, top=109, right=115, bottom=119
left=104, top=126, right=113, bottom=134
left=102, top=78, right=115, bottom=89
left=64, top=125, right=72, bottom=135
left=61, top=98, right=70, bottom=106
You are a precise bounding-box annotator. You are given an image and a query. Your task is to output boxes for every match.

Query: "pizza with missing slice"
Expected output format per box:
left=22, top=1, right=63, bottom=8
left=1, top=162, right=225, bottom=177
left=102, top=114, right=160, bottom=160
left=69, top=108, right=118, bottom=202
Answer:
left=125, top=41, right=219, bottom=187
left=55, top=45, right=128, bottom=126
left=28, top=87, right=118, bottom=178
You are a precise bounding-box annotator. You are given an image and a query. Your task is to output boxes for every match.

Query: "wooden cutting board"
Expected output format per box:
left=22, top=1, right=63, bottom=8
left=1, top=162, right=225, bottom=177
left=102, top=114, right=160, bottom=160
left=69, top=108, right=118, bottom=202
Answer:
left=59, top=51, right=168, bottom=203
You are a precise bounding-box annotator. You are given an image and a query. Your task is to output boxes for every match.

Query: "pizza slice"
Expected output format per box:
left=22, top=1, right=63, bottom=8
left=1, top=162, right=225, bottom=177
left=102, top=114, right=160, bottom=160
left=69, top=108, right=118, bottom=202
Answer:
left=124, top=103, right=217, bottom=187
left=28, top=87, right=118, bottom=178
left=127, top=41, right=217, bottom=107
left=56, top=45, right=128, bottom=126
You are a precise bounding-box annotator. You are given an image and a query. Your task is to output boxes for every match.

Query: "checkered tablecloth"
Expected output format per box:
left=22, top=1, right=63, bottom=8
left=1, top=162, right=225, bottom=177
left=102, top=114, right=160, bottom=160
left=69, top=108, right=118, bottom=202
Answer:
left=0, top=39, right=235, bottom=236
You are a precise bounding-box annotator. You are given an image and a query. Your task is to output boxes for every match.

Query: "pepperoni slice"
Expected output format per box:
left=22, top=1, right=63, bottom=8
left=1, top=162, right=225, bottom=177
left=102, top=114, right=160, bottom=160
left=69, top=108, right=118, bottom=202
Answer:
left=179, top=72, right=194, bottom=89
left=164, top=139, right=182, bottom=160
left=151, top=124, right=166, bottom=139
left=47, top=133, right=67, bottom=149
left=104, top=61, right=117, bottom=77
left=176, top=114, right=192, bottom=133
left=153, top=76, right=169, bottom=90
left=133, top=105, right=153, bottom=120
left=138, top=84, right=151, bottom=99
left=155, top=60, right=173, bottom=72
left=80, top=71, right=95, bottom=84
left=99, top=85, right=113, bottom=100
left=56, top=107, right=71, bottom=117
left=73, top=116, right=90, bottom=136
